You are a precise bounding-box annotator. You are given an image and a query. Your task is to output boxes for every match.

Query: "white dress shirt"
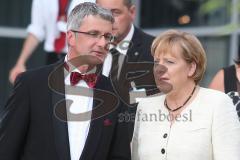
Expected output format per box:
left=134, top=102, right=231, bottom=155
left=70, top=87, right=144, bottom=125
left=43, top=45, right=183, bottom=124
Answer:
left=132, top=87, right=240, bottom=160
left=64, top=59, right=94, bottom=160
left=102, top=24, right=134, bottom=77
left=27, top=0, right=95, bottom=53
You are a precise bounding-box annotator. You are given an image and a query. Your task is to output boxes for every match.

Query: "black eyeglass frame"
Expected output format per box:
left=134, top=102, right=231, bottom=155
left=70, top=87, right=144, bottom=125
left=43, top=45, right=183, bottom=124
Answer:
left=71, top=30, right=114, bottom=42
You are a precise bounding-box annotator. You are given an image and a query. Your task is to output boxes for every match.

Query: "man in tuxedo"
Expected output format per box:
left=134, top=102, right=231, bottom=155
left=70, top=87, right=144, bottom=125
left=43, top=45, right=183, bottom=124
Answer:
left=0, top=3, right=130, bottom=160
left=97, top=0, right=159, bottom=140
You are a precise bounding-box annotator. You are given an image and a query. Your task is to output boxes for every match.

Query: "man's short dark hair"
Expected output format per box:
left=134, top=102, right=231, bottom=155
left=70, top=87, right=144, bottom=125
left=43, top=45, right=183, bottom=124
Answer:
left=123, top=0, right=133, bottom=8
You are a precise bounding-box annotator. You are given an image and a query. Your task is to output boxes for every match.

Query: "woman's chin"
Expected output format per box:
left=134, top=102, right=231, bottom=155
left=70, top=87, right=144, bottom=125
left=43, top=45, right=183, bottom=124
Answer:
left=156, top=81, right=173, bottom=93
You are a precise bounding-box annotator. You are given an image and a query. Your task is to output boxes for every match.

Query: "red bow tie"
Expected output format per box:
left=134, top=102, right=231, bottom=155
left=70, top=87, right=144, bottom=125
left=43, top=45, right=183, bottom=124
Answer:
left=70, top=72, right=98, bottom=88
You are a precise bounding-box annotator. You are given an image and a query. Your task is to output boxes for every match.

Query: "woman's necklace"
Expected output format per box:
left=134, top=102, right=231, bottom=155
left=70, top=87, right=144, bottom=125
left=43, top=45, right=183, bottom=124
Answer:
left=164, top=85, right=196, bottom=112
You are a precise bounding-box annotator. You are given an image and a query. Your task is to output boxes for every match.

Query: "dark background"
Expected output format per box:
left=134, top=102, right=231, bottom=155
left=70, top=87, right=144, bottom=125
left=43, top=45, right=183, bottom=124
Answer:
left=0, top=0, right=45, bottom=108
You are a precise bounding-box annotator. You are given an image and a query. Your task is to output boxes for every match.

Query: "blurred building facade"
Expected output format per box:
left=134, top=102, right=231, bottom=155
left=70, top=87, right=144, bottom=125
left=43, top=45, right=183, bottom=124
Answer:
left=0, top=0, right=239, bottom=107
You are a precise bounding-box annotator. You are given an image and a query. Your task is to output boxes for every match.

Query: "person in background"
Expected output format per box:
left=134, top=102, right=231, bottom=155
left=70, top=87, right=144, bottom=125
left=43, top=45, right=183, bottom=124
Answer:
left=9, top=0, right=95, bottom=84
left=209, top=60, right=240, bottom=118
left=0, top=3, right=130, bottom=160
left=97, top=0, right=158, bottom=140
left=131, top=29, right=240, bottom=160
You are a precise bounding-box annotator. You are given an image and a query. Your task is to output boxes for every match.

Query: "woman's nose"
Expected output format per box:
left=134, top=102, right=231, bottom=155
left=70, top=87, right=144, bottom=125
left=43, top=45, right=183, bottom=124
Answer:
left=154, top=64, right=167, bottom=75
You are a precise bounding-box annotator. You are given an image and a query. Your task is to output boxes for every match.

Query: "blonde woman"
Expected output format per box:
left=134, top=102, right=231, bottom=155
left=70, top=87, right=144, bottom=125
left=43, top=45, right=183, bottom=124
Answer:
left=131, top=30, right=240, bottom=160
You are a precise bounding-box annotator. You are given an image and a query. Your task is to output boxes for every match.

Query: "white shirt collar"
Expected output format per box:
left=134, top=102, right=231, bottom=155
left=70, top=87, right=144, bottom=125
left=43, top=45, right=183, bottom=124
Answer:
left=64, top=55, right=80, bottom=73
left=116, top=24, right=134, bottom=55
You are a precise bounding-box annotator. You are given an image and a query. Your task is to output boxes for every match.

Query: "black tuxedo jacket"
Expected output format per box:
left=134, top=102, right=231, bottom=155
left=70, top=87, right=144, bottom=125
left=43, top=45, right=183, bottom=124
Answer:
left=0, top=61, right=130, bottom=160
left=110, top=27, right=160, bottom=140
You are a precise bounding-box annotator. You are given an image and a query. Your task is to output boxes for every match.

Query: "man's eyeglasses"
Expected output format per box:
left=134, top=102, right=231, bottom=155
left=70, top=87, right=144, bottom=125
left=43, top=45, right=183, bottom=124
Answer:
left=71, top=30, right=114, bottom=42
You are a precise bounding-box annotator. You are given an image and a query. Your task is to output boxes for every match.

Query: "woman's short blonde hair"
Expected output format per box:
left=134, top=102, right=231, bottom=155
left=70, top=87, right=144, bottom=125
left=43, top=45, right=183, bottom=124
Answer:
left=151, top=29, right=206, bottom=84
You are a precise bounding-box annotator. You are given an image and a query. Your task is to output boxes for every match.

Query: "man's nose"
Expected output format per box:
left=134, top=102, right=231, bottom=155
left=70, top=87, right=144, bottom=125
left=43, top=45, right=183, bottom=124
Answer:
left=97, top=36, right=108, bottom=48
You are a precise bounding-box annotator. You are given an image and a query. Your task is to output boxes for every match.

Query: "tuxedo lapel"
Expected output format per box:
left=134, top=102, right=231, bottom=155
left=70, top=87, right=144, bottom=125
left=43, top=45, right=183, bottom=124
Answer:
left=80, top=76, right=105, bottom=160
left=80, top=75, right=118, bottom=160
left=79, top=112, right=103, bottom=160
left=49, top=62, right=71, bottom=160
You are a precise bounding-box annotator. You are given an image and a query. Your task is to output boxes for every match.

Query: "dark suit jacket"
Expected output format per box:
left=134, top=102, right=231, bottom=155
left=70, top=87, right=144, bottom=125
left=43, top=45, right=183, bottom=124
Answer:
left=0, top=61, right=130, bottom=160
left=111, top=26, right=158, bottom=100
left=110, top=27, right=159, bottom=140
left=127, top=27, right=154, bottom=62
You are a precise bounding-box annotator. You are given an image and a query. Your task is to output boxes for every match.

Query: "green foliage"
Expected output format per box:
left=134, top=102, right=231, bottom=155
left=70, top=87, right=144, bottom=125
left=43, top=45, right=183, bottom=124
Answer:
left=199, top=0, right=226, bottom=15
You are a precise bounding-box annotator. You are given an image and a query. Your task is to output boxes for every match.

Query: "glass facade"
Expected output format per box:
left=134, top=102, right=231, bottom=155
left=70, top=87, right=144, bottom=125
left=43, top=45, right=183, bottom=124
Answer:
left=139, top=0, right=237, bottom=87
left=199, top=36, right=230, bottom=85
left=140, top=0, right=230, bottom=28
left=0, top=0, right=31, bottom=27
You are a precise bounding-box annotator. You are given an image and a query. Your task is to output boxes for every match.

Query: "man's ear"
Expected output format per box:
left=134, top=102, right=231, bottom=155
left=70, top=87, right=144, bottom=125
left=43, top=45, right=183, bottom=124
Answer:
left=67, top=31, right=76, bottom=46
left=129, top=5, right=136, bottom=20
left=188, top=62, right=196, bottom=77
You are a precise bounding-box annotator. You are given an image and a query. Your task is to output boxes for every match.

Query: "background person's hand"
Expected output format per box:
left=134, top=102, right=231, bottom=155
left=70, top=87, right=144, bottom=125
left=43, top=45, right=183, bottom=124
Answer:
left=9, top=64, right=26, bottom=84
